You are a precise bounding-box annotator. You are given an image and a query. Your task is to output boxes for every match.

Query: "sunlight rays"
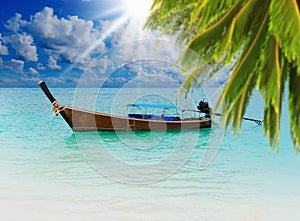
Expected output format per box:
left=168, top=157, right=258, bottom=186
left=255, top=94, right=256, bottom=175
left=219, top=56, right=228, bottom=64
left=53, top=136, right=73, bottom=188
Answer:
left=120, top=0, right=152, bottom=22
left=65, top=0, right=153, bottom=77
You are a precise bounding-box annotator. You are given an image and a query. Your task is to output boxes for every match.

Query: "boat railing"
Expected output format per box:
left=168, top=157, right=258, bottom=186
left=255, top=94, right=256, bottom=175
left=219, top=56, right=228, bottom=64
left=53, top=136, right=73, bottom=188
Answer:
left=127, top=103, right=208, bottom=121
left=127, top=103, right=181, bottom=120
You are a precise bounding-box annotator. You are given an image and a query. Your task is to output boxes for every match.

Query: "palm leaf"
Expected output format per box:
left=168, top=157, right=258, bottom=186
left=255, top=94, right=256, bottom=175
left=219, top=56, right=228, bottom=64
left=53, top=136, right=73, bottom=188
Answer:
left=179, top=0, right=268, bottom=81
left=219, top=4, right=269, bottom=130
left=189, top=1, right=207, bottom=28
left=269, top=0, right=300, bottom=74
left=145, top=0, right=300, bottom=149
left=194, top=0, right=240, bottom=30
left=223, top=0, right=266, bottom=63
left=180, top=0, right=245, bottom=69
left=288, top=66, right=300, bottom=149
left=257, top=36, right=285, bottom=149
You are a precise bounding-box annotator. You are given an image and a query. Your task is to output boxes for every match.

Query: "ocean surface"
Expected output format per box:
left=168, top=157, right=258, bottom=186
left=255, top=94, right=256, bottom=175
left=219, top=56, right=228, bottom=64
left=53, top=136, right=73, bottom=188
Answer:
left=0, top=87, right=300, bottom=221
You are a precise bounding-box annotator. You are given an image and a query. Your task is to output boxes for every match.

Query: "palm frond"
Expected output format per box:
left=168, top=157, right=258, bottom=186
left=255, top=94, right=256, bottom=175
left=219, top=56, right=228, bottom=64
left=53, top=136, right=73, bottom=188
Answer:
left=219, top=5, right=269, bottom=130
left=144, top=0, right=198, bottom=42
left=257, top=36, right=285, bottom=149
left=145, top=0, right=300, bottom=149
left=288, top=66, right=300, bottom=149
left=180, top=1, right=245, bottom=69
left=223, top=0, right=267, bottom=64
left=189, top=1, right=207, bottom=28
left=195, top=0, right=241, bottom=30
left=269, top=0, right=300, bottom=74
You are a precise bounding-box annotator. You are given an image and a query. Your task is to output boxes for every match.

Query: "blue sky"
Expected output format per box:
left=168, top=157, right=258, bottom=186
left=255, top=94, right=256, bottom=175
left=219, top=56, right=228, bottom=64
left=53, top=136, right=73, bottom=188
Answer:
left=0, top=0, right=186, bottom=87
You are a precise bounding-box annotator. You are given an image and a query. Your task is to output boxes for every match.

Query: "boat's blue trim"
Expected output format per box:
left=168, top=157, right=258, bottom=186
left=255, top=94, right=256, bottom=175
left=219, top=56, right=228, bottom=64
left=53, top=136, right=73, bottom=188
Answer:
left=128, top=103, right=177, bottom=109
left=128, top=114, right=180, bottom=121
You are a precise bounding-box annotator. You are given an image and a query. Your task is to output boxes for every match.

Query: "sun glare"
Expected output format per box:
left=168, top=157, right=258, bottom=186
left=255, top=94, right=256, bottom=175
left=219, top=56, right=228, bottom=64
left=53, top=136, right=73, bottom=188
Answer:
left=121, top=0, right=153, bottom=21
left=73, top=0, right=153, bottom=72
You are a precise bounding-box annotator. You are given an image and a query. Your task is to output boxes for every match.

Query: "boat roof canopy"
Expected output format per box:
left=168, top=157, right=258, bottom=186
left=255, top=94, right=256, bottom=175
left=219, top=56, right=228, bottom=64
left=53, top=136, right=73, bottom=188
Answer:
left=128, top=103, right=177, bottom=109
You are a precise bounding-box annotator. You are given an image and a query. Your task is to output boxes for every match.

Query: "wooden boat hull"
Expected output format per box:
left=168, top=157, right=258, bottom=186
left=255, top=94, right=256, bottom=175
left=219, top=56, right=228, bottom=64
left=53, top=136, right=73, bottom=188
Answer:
left=63, top=106, right=211, bottom=131
left=38, top=80, right=211, bottom=132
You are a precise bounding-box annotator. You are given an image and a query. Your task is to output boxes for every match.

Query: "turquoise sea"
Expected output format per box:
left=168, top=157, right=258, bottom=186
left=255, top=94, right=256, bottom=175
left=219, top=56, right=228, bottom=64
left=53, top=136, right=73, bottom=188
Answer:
left=1, top=87, right=300, bottom=221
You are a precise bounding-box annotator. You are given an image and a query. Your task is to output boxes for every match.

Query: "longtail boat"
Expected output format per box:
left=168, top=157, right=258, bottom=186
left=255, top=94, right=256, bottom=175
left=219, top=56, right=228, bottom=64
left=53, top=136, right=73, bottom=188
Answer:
left=39, top=81, right=212, bottom=131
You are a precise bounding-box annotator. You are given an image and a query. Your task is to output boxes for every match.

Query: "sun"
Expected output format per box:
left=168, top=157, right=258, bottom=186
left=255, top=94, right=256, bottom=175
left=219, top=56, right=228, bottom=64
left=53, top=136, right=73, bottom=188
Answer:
left=121, top=0, right=153, bottom=21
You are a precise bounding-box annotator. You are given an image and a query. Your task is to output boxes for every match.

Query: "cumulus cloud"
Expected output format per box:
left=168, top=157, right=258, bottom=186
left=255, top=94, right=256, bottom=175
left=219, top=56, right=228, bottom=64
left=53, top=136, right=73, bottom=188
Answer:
left=27, top=7, right=105, bottom=63
left=104, top=24, right=181, bottom=68
left=0, top=43, right=8, bottom=56
left=5, top=13, right=26, bottom=32
left=36, top=63, right=46, bottom=71
left=9, top=59, right=24, bottom=73
left=29, top=67, right=39, bottom=75
left=4, top=33, right=38, bottom=62
left=94, top=56, right=114, bottom=74
left=0, top=34, right=9, bottom=55
left=132, top=63, right=182, bottom=86
left=107, top=19, right=151, bottom=46
left=124, top=71, right=180, bottom=88
left=1, top=6, right=183, bottom=87
left=1, top=6, right=108, bottom=77
left=47, top=55, right=62, bottom=70
left=99, top=20, right=112, bottom=33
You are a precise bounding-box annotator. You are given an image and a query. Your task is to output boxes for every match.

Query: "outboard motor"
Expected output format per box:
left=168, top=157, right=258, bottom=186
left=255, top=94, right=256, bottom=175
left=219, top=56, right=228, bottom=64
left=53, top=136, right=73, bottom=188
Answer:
left=197, top=100, right=211, bottom=117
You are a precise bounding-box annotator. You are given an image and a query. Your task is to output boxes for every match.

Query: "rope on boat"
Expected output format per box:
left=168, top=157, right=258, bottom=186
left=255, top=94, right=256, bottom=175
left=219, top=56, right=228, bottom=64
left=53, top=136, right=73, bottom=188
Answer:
left=50, top=100, right=66, bottom=124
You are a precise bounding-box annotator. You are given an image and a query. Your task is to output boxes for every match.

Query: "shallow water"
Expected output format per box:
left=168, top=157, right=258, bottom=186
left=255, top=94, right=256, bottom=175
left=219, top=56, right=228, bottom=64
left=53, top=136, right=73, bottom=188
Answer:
left=0, top=88, right=299, bottom=221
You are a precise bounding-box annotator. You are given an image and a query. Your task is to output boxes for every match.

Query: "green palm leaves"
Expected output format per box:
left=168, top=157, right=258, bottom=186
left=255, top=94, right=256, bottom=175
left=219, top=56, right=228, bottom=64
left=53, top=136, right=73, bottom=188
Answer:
left=145, top=0, right=300, bottom=149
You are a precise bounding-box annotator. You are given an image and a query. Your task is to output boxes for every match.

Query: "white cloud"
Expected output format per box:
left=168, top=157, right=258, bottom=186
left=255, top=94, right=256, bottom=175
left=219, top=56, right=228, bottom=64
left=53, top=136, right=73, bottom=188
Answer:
left=77, top=35, right=186, bottom=85
left=0, top=34, right=8, bottom=55
left=94, top=56, right=114, bottom=74
left=0, top=42, right=8, bottom=55
left=108, top=20, right=148, bottom=46
left=0, top=78, right=18, bottom=84
left=37, top=63, right=47, bottom=70
left=28, top=7, right=105, bottom=64
left=99, top=20, right=112, bottom=33
left=5, top=13, right=26, bottom=32
left=130, top=62, right=181, bottom=86
left=1, top=7, right=109, bottom=74
left=4, top=33, right=38, bottom=62
left=1, top=6, right=181, bottom=85
left=9, top=59, right=24, bottom=73
left=29, top=67, right=39, bottom=75
left=105, top=24, right=182, bottom=68
left=47, top=55, right=62, bottom=70
left=126, top=70, right=180, bottom=87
